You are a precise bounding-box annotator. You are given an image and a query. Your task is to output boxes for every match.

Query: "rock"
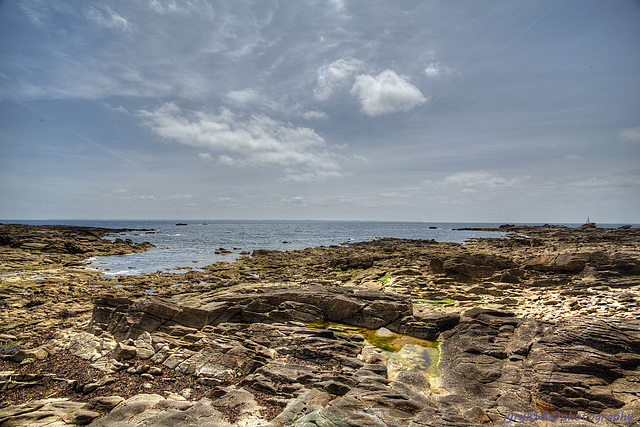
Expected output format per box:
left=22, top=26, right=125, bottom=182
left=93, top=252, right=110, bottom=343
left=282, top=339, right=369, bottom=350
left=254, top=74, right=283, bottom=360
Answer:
left=110, top=342, right=137, bottom=360
left=375, top=327, right=394, bottom=337
left=437, top=308, right=640, bottom=422
left=134, top=331, right=156, bottom=359
left=90, top=359, right=125, bottom=373
left=91, top=285, right=415, bottom=338
left=82, top=375, right=116, bottom=394
left=214, top=386, right=263, bottom=420
left=62, top=331, right=117, bottom=361
left=0, top=333, right=18, bottom=340
left=12, top=345, right=52, bottom=363
left=429, top=258, right=444, bottom=274
left=2, top=224, right=640, bottom=427
left=87, top=394, right=233, bottom=426
left=0, top=224, right=154, bottom=272
left=62, top=409, right=101, bottom=425
left=441, top=253, right=517, bottom=279
left=329, top=255, right=374, bottom=270
left=387, top=311, right=459, bottom=341
left=554, top=253, right=587, bottom=272
left=148, top=366, right=163, bottom=376
left=271, top=389, right=332, bottom=426
left=0, top=398, right=86, bottom=426
left=87, top=395, right=125, bottom=411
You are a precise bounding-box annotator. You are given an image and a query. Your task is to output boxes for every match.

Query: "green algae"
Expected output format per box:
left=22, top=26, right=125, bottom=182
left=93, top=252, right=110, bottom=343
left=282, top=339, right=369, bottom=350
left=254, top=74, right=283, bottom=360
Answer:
left=378, top=273, right=391, bottom=284
left=307, top=322, right=440, bottom=379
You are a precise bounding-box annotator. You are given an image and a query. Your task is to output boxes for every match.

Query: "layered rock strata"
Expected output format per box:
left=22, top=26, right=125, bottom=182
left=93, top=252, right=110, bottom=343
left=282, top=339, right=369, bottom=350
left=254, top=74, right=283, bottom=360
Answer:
left=1, top=224, right=639, bottom=426
left=3, top=287, right=639, bottom=426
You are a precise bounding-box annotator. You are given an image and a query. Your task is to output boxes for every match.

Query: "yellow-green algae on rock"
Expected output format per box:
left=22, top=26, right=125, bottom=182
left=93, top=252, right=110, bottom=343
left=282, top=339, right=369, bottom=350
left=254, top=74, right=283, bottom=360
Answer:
left=307, top=322, right=440, bottom=379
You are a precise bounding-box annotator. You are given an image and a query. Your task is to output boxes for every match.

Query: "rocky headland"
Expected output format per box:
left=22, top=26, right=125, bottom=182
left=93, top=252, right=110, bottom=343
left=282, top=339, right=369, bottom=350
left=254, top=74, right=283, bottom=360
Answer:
left=1, top=223, right=639, bottom=426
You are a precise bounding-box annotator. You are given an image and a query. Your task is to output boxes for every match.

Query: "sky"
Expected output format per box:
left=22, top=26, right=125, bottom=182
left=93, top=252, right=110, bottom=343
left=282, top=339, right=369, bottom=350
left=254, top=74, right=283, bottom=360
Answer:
left=1, top=0, right=639, bottom=223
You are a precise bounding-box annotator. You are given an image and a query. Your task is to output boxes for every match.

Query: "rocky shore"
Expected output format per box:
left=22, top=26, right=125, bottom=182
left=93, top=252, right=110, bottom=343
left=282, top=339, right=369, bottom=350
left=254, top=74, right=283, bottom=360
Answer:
left=1, top=223, right=639, bottom=426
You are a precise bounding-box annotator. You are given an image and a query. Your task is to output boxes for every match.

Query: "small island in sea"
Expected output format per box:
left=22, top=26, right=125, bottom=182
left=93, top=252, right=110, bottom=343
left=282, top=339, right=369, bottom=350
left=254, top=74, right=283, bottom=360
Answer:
left=0, top=223, right=639, bottom=425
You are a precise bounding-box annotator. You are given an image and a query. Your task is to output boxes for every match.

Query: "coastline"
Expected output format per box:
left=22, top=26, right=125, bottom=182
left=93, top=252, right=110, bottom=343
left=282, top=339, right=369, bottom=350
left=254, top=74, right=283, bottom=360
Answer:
left=1, top=223, right=639, bottom=426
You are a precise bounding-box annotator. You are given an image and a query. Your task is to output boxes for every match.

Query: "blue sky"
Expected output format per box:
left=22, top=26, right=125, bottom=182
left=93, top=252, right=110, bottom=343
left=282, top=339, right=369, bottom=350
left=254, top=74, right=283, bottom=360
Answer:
left=1, top=0, right=639, bottom=222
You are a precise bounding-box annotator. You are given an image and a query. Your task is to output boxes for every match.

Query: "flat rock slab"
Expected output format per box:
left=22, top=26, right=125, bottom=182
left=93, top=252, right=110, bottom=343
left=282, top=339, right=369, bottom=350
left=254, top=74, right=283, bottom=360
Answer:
left=87, top=394, right=233, bottom=427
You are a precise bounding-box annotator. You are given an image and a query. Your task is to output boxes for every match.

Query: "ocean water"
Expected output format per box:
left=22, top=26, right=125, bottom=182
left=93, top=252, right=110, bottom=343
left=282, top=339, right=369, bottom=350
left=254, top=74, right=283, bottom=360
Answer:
left=3, top=220, right=635, bottom=275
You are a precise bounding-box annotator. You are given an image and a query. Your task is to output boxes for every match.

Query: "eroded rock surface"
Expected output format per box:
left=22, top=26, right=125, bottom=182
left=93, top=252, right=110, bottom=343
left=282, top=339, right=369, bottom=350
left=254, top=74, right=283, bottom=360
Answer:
left=2, top=224, right=640, bottom=426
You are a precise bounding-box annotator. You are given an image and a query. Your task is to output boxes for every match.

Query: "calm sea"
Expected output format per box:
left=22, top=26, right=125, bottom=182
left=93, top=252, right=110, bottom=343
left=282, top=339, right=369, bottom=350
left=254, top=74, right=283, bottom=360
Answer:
left=3, top=220, right=636, bottom=275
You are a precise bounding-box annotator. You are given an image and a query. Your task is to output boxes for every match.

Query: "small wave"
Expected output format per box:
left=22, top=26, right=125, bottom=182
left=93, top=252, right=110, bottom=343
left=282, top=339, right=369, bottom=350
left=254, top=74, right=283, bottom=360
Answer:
left=103, top=270, right=136, bottom=276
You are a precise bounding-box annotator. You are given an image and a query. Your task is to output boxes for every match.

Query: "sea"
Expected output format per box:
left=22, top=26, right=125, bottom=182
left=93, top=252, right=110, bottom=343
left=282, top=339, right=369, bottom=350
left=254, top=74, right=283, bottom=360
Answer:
left=3, top=220, right=636, bottom=276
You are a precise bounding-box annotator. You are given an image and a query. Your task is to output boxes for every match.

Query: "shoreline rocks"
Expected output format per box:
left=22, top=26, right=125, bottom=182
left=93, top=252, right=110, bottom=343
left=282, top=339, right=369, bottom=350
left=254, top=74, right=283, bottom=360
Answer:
left=1, top=223, right=639, bottom=425
left=0, top=224, right=155, bottom=272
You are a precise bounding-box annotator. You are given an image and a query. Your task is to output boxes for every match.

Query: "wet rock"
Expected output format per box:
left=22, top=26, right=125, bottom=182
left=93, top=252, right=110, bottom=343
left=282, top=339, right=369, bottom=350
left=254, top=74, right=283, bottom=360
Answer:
left=387, top=311, right=459, bottom=341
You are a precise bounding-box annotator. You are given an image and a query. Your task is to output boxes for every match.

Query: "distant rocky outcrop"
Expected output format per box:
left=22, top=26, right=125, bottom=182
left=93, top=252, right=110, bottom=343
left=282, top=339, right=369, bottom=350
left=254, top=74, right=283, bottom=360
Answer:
left=0, top=224, right=155, bottom=271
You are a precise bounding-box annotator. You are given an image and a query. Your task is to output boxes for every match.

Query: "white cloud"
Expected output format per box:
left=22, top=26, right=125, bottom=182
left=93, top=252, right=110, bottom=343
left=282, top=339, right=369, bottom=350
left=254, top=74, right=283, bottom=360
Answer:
left=301, top=110, right=329, bottom=120
left=424, top=62, right=456, bottom=78
left=442, top=171, right=520, bottom=188
left=139, top=103, right=341, bottom=180
left=350, top=70, right=427, bottom=116
left=139, top=0, right=215, bottom=17
left=618, top=126, right=640, bottom=143
left=314, top=58, right=364, bottom=101
left=569, top=172, right=640, bottom=189
left=218, top=155, right=236, bottom=166
left=327, top=58, right=364, bottom=82
left=226, top=89, right=261, bottom=105
left=85, top=5, right=131, bottom=32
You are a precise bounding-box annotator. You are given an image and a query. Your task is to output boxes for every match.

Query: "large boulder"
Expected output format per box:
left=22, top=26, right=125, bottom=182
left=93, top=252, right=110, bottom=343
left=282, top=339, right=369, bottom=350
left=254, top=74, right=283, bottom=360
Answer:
left=91, top=285, right=416, bottom=339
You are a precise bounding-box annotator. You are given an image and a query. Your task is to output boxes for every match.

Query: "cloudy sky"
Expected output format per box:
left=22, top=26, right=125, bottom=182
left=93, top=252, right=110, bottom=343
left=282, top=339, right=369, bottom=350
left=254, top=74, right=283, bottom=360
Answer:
left=1, top=0, right=639, bottom=222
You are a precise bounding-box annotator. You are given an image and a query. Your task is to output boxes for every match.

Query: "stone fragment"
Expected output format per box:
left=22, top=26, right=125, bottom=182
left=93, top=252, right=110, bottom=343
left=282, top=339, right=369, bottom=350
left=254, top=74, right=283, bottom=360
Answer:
left=62, top=409, right=100, bottom=425
left=111, top=342, right=137, bottom=360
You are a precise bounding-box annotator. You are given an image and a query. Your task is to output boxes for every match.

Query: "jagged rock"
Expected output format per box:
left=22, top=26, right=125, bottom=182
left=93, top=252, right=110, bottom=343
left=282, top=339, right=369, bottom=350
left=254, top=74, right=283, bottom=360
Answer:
left=87, top=394, right=233, bottom=426
left=134, top=331, right=156, bottom=359
left=0, top=398, right=87, bottom=426
left=0, top=224, right=154, bottom=272
left=2, top=224, right=640, bottom=427
left=59, top=331, right=117, bottom=361
left=90, top=286, right=416, bottom=339
left=11, top=345, right=52, bottom=363
left=271, top=389, right=332, bottom=426
left=438, top=308, right=640, bottom=423
left=110, top=342, right=137, bottom=360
